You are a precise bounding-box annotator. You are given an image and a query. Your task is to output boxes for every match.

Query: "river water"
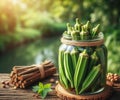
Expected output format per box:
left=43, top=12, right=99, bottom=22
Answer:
left=0, top=37, right=60, bottom=73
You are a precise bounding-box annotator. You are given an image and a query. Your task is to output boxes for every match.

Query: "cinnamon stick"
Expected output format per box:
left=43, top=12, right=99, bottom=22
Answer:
left=18, top=67, right=38, bottom=75
left=10, top=60, right=56, bottom=88
left=18, top=71, right=39, bottom=81
left=45, top=67, right=56, bottom=77
left=10, top=71, right=15, bottom=78
left=42, top=60, right=51, bottom=65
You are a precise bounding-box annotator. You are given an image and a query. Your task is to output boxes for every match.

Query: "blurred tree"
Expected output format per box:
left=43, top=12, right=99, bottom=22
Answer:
left=105, top=0, right=120, bottom=26
left=89, top=0, right=120, bottom=29
left=50, top=0, right=84, bottom=21
left=0, top=0, right=120, bottom=34
left=0, top=0, right=17, bottom=34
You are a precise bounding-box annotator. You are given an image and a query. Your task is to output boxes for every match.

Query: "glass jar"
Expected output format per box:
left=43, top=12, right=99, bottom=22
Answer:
left=58, top=32, right=107, bottom=95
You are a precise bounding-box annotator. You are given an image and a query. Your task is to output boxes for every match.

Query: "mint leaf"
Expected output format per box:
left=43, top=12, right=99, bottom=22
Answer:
left=32, top=86, right=39, bottom=92
left=44, top=83, right=51, bottom=88
left=41, top=88, right=52, bottom=99
left=39, top=82, right=44, bottom=89
left=41, top=90, right=47, bottom=99
left=45, top=88, right=52, bottom=92
left=32, top=82, right=52, bottom=99
left=38, top=88, right=43, bottom=94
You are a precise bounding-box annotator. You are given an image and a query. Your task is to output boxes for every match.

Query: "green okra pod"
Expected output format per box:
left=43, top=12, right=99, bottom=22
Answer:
left=64, top=46, right=74, bottom=88
left=91, top=77, right=101, bottom=92
left=71, top=31, right=80, bottom=40
left=79, top=64, right=101, bottom=94
left=83, top=21, right=91, bottom=31
left=63, top=19, right=101, bottom=40
left=101, top=45, right=107, bottom=67
left=92, top=24, right=100, bottom=38
left=71, top=47, right=79, bottom=70
left=74, top=50, right=89, bottom=94
left=67, top=23, right=72, bottom=35
left=80, top=26, right=89, bottom=40
left=63, top=31, right=71, bottom=40
left=74, top=18, right=81, bottom=31
left=96, top=47, right=106, bottom=86
left=85, top=47, right=93, bottom=55
left=89, top=51, right=98, bottom=72
left=59, top=44, right=69, bottom=88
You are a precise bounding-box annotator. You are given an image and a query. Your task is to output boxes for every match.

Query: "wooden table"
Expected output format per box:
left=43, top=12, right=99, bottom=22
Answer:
left=0, top=74, right=120, bottom=100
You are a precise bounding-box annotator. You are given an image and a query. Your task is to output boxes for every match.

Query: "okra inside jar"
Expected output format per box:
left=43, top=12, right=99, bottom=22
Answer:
left=58, top=37, right=107, bottom=95
left=58, top=19, right=107, bottom=95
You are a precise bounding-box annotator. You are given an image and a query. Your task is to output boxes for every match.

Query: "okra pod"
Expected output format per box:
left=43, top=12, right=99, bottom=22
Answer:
left=89, top=51, right=98, bottom=72
left=79, top=64, right=101, bottom=94
left=85, top=47, right=93, bottom=55
left=80, top=26, right=89, bottom=40
left=96, top=47, right=106, bottom=86
left=74, top=50, right=89, bottom=94
left=83, top=21, right=91, bottom=32
left=71, top=31, right=80, bottom=40
left=63, top=31, right=71, bottom=40
left=67, top=23, right=72, bottom=35
left=92, top=24, right=100, bottom=38
left=71, top=47, right=79, bottom=70
left=63, top=19, right=102, bottom=40
left=101, top=45, right=107, bottom=67
left=59, top=44, right=69, bottom=88
left=64, top=46, right=74, bottom=88
left=91, top=77, right=101, bottom=92
left=74, top=18, right=81, bottom=31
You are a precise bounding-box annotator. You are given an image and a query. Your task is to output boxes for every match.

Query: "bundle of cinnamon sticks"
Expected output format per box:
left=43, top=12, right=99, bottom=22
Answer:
left=10, top=60, right=56, bottom=88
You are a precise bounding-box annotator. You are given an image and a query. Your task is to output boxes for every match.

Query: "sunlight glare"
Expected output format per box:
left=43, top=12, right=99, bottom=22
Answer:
left=11, top=0, right=19, bottom=5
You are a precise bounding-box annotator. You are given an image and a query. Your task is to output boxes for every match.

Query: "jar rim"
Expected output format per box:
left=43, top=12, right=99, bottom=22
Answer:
left=61, top=32, right=104, bottom=46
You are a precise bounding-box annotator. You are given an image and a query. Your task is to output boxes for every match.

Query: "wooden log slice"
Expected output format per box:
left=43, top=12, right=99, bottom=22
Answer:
left=55, top=83, right=111, bottom=100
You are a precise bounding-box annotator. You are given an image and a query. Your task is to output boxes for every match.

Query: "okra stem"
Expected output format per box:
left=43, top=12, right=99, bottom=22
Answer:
left=80, top=26, right=89, bottom=40
left=71, top=31, right=80, bottom=40
left=67, top=23, right=72, bottom=35
left=92, top=24, right=100, bottom=38
left=74, top=18, right=81, bottom=31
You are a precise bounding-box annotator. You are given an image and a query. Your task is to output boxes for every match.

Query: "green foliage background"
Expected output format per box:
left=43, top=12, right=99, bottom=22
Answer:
left=0, top=0, right=120, bottom=74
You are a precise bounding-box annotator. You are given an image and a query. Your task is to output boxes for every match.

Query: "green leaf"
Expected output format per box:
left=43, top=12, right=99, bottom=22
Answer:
left=32, top=86, right=39, bottom=92
left=44, top=88, right=52, bottom=92
left=32, top=82, right=52, bottom=99
left=38, top=88, right=43, bottom=94
left=41, top=88, right=52, bottom=99
left=41, top=90, right=48, bottom=99
left=39, top=82, right=44, bottom=89
left=44, top=83, right=51, bottom=88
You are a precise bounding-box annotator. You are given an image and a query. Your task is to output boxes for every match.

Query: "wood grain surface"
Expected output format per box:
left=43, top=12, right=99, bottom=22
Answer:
left=0, top=74, right=120, bottom=100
